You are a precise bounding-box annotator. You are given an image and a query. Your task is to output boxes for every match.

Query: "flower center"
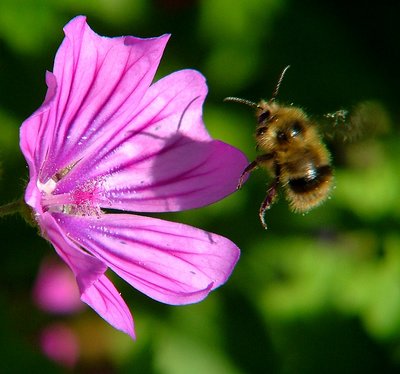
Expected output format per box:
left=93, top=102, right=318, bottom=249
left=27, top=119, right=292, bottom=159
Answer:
left=40, top=163, right=105, bottom=216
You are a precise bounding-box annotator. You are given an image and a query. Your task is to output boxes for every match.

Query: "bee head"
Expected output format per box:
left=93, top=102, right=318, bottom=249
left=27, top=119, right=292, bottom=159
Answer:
left=255, top=105, right=313, bottom=151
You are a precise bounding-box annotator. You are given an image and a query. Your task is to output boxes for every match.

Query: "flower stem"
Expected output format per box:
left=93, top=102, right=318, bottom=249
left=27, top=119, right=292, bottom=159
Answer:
left=0, top=198, right=35, bottom=226
left=0, top=199, right=25, bottom=217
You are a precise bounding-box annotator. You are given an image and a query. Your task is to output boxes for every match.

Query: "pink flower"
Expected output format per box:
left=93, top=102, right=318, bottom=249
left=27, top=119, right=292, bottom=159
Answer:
left=40, top=323, right=79, bottom=368
left=33, top=257, right=84, bottom=314
left=20, top=16, right=247, bottom=339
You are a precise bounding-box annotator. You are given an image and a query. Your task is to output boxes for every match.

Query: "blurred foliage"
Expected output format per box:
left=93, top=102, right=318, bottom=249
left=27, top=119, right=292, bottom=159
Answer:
left=1, top=0, right=400, bottom=373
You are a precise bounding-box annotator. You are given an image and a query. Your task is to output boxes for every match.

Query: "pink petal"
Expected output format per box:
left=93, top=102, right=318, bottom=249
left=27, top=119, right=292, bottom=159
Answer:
left=52, top=213, right=240, bottom=305
left=55, top=69, right=248, bottom=212
left=20, top=71, right=57, bottom=182
left=33, top=257, right=83, bottom=314
left=42, top=213, right=135, bottom=338
left=40, top=323, right=79, bottom=368
left=20, top=72, right=58, bottom=213
left=20, top=15, right=169, bottom=185
left=81, top=274, right=135, bottom=339
left=42, top=213, right=107, bottom=293
left=102, top=138, right=247, bottom=212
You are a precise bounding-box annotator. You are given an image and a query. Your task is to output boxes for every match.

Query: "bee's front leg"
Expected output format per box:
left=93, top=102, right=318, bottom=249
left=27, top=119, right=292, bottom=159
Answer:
left=237, top=160, right=259, bottom=189
left=237, top=154, right=273, bottom=190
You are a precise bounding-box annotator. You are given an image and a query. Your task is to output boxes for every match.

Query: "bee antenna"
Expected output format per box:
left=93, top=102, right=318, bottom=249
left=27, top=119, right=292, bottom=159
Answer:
left=271, top=65, right=290, bottom=102
left=223, top=97, right=259, bottom=109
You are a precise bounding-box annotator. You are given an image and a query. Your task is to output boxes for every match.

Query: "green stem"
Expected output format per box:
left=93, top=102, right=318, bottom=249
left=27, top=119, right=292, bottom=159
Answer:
left=0, top=198, right=35, bottom=226
left=0, top=199, right=25, bottom=217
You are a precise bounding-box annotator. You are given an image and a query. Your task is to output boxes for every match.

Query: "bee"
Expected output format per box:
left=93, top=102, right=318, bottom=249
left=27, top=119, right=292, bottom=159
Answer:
left=224, top=66, right=333, bottom=229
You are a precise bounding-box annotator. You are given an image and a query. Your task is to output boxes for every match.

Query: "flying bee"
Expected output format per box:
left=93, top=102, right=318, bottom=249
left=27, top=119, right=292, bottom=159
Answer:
left=224, top=66, right=333, bottom=229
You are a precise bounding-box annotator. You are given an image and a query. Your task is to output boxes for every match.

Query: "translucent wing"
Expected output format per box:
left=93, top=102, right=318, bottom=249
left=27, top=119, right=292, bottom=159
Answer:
left=320, top=100, right=391, bottom=143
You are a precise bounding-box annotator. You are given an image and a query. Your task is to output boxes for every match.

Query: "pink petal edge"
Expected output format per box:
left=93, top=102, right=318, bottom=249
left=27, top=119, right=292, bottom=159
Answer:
left=81, top=274, right=135, bottom=339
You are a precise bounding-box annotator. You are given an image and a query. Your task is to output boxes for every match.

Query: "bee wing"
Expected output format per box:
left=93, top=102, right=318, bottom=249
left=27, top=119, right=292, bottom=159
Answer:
left=319, top=101, right=391, bottom=143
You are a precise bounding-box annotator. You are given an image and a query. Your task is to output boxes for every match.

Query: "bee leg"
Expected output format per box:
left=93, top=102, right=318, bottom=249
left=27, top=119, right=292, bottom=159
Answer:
left=259, top=177, right=279, bottom=229
left=237, top=160, right=259, bottom=189
left=237, top=154, right=273, bottom=190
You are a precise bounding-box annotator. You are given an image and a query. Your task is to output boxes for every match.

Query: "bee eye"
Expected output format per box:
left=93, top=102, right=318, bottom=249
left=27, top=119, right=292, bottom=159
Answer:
left=256, top=126, right=267, bottom=136
left=258, top=110, right=271, bottom=124
left=290, top=121, right=303, bottom=137
left=277, top=130, right=287, bottom=142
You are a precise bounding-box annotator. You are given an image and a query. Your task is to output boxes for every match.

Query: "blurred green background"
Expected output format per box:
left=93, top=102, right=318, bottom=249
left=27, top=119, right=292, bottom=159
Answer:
left=1, top=0, right=400, bottom=372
